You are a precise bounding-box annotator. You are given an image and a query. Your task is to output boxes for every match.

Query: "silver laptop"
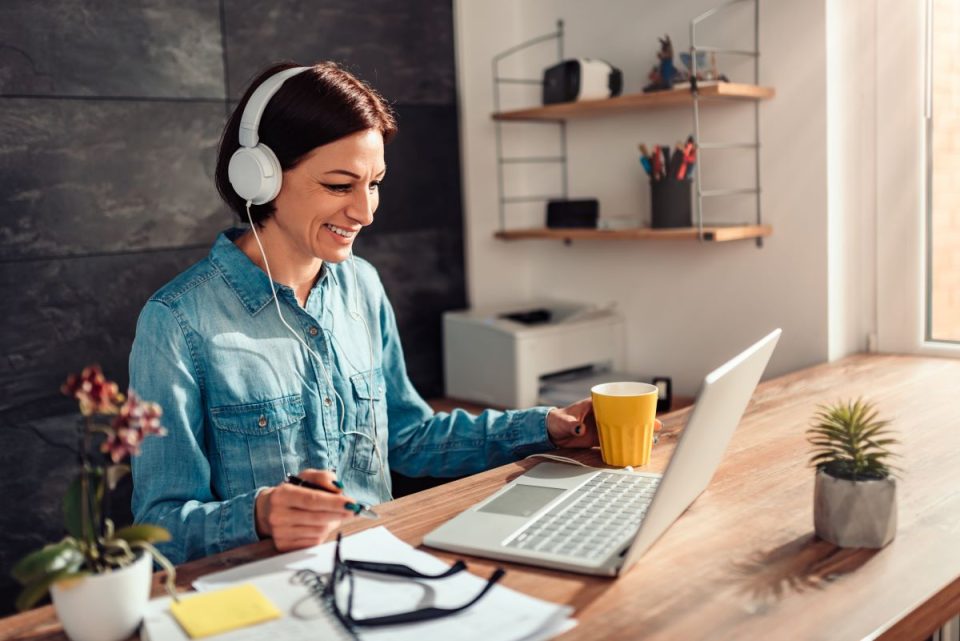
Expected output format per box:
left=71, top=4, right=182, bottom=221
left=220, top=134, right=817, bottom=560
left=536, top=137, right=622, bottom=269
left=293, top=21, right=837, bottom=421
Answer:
left=424, top=329, right=781, bottom=576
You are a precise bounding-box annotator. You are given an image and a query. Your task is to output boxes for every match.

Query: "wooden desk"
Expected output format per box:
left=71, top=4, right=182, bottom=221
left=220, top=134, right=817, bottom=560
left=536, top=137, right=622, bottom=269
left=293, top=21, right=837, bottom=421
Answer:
left=2, top=354, right=959, bottom=641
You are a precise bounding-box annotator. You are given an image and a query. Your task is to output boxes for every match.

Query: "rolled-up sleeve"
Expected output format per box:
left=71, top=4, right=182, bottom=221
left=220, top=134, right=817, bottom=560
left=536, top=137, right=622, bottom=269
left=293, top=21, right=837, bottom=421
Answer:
left=378, top=289, right=556, bottom=478
left=129, top=300, right=260, bottom=565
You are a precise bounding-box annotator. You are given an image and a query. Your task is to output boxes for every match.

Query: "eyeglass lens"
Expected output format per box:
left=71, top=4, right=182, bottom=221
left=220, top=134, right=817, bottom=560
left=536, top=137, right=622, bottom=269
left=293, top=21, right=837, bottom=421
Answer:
left=327, top=533, right=505, bottom=627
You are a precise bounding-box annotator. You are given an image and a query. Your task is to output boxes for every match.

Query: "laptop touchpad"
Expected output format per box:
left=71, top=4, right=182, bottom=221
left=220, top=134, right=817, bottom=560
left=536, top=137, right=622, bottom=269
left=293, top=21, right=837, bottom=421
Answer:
left=478, top=485, right=565, bottom=517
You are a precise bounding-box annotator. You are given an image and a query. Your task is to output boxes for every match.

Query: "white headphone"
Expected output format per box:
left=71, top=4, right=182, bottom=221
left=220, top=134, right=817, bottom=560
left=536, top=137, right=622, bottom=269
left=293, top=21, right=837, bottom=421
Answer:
left=228, top=66, right=310, bottom=205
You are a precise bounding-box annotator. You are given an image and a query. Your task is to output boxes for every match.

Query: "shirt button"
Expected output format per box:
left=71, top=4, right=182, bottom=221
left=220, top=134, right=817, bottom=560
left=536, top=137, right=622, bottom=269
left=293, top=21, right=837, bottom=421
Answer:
left=309, top=326, right=319, bottom=337
left=378, top=386, right=384, bottom=394
left=324, top=397, right=333, bottom=407
left=258, top=415, right=268, bottom=428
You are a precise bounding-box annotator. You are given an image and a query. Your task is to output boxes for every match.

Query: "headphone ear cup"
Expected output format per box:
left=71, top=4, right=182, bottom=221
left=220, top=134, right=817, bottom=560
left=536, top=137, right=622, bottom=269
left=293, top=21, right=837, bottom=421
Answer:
left=227, top=144, right=283, bottom=205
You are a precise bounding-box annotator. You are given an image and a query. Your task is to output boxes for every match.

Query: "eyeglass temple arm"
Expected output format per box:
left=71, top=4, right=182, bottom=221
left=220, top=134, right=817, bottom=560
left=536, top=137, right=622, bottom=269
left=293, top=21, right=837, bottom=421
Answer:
left=349, top=568, right=506, bottom=627
left=343, top=559, right=467, bottom=579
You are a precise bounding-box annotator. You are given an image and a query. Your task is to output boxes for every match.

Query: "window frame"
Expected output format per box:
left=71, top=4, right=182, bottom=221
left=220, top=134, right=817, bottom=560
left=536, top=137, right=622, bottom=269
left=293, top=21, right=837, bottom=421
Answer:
left=876, top=0, right=960, bottom=357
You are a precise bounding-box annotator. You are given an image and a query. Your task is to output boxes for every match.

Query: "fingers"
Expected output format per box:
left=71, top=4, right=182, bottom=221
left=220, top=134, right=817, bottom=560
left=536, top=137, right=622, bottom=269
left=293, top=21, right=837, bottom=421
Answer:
left=267, top=506, right=352, bottom=529
left=297, top=468, right=343, bottom=491
left=261, top=484, right=352, bottom=552
left=281, top=484, right=356, bottom=513
left=555, top=399, right=594, bottom=436
left=579, top=406, right=597, bottom=436
left=255, top=470, right=357, bottom=543
left=654, top=419, right=663, bottom=432
left=567, top=398, right=593, bottom=423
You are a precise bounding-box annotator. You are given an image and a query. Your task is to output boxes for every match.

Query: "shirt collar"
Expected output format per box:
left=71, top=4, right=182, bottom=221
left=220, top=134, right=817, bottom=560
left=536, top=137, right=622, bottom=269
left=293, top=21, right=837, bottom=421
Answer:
left=208, top=228, right=338, bottom=315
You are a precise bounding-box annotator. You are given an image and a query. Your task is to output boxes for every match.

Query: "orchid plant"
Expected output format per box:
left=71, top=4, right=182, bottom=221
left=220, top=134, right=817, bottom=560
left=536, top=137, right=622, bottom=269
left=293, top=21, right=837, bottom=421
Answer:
left=12, top=365, right=177, bottom=611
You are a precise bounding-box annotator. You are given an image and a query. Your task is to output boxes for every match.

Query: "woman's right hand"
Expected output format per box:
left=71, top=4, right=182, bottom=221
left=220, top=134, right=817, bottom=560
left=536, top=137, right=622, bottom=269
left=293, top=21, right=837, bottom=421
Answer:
left=254, top=469, right=356, bottom=552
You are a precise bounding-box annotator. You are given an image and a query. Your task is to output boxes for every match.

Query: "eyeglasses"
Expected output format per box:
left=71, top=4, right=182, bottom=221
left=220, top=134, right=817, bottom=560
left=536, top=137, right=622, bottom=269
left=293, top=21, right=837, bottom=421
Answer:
left=294, top=533, right=505, bottom=630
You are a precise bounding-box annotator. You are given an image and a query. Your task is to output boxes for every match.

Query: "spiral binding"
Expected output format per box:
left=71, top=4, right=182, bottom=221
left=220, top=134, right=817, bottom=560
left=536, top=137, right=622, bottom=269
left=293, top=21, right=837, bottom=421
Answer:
left=292, top=569, right=359, bottom=641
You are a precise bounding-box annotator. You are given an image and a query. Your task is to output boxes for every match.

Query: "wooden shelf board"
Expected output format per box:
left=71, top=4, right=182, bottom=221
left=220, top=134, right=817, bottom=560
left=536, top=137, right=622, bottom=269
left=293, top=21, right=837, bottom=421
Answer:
left=494, top=224, right=773, bottom=243
left=492, top=83, right=775, bottom=121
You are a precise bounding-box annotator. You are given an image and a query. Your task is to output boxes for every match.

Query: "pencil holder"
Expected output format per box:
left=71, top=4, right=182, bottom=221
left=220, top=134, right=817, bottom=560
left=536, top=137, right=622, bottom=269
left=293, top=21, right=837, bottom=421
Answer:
left=650, top=179, right=692, bottom=228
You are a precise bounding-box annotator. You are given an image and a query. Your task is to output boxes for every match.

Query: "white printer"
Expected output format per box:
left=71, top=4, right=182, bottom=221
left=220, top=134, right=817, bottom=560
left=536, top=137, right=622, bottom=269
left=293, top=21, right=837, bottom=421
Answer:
left=443, top=300, right=626, bottom=409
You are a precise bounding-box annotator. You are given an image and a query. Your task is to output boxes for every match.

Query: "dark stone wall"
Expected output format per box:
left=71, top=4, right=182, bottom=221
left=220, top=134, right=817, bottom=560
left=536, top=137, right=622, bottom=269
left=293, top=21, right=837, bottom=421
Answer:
left=0, top=0, right=465, bottom=614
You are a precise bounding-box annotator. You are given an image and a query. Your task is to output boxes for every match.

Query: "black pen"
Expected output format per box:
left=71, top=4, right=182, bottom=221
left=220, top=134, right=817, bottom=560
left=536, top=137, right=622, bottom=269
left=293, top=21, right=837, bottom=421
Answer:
left=286, top=474, right=380, bottom=519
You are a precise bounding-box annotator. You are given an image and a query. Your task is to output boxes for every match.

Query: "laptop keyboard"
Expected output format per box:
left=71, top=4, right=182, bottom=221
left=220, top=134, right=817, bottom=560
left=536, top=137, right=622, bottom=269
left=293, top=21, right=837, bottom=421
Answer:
left=505, top=472, right=660, bottom=561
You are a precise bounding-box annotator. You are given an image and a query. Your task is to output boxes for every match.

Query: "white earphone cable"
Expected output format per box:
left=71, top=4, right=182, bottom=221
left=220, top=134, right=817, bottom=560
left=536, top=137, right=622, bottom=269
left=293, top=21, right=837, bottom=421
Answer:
left=339, top=250, right=390, bottom=499
left=245, top=201, right=391, bottom=502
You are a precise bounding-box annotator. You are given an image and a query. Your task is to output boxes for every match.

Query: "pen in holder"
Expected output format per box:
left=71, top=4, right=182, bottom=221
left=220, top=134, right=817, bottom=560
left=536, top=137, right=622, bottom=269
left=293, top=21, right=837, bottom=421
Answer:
left=639, top=138, right=697, bottom=229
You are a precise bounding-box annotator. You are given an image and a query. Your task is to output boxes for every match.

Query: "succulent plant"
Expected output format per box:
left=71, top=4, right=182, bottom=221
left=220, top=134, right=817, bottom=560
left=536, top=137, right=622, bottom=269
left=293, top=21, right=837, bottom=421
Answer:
left=807, top=398, right=898, bottom=481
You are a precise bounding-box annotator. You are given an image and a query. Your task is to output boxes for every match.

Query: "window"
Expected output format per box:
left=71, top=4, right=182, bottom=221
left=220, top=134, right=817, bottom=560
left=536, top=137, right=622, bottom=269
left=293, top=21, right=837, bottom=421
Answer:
left=875, top=0, right=959, bottom=356
left=928, top=0, right=960, bottom=342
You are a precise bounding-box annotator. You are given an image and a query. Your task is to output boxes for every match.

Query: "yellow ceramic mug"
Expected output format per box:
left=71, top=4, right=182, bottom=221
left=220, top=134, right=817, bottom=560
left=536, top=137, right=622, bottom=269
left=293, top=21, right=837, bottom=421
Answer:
left=591, top=382, right=659, bottom=467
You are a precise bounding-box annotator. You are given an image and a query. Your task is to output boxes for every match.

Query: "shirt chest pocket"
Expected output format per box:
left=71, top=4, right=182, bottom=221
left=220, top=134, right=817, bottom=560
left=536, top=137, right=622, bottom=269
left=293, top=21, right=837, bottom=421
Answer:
left=348, top=368, right=387, bottom=475
left=210, top=395, right=306, bottom=495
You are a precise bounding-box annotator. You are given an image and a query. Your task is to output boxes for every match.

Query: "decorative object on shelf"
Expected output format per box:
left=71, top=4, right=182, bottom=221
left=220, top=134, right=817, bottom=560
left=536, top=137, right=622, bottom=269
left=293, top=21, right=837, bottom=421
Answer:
left=542, top=58, right=623, bottom=105
left=11, top=365, right=177, bottom=641
left=807, top=398, right=899, bottom=549
left=674, top=51, right=730, bottom=89
left=643, top=35, right=680, bottom=92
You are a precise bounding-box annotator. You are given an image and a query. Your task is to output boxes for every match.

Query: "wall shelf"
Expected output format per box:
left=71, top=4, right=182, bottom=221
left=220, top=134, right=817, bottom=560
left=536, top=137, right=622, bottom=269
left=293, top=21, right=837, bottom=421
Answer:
left=491, top=2, right=770, bottom=246
left=494, top=224, right=772, bottom=243
left=492, top=83, right=775, bottom=121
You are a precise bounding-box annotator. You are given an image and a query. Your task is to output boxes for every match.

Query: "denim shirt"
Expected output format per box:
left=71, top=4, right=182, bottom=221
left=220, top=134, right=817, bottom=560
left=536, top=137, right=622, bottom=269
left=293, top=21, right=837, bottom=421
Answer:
left=129, top=229, right=555, bottom=564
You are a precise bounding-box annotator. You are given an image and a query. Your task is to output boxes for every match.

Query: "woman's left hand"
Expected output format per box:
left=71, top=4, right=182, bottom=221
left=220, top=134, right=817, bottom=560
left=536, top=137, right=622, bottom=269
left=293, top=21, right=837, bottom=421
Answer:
left=546, top=398, right=662, bottom=449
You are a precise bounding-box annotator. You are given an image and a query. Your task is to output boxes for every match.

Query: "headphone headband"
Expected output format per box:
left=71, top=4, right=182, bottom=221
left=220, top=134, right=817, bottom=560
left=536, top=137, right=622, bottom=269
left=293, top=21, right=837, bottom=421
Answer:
left=238, top=66, right=311, bottom=148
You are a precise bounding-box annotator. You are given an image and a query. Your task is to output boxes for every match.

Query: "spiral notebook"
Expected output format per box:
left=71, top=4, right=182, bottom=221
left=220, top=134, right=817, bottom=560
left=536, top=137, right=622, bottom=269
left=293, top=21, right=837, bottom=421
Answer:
left=142, top=526, right=574, bottom=641
left=141, top=573, right=357, bottom=641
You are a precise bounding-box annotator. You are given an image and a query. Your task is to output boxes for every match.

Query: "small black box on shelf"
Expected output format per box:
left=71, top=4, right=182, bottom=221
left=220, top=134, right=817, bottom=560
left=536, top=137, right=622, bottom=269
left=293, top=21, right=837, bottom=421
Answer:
left=546, top=199, right=599, bottom=228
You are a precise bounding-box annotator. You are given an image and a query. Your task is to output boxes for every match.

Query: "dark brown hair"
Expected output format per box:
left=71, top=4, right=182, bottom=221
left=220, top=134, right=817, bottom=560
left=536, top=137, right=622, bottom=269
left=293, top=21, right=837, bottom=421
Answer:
left=215, top=61, right=398, bottom=225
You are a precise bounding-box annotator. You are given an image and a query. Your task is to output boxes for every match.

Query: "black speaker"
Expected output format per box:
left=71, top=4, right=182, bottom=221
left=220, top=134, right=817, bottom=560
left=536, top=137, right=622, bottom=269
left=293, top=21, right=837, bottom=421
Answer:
left=546, top=199, right=599, bottom=228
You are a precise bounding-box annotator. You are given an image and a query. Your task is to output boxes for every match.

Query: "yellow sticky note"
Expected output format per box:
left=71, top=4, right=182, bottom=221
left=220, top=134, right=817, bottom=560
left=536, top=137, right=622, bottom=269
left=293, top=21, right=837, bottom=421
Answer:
left=169, top=584, right=282, bottom=638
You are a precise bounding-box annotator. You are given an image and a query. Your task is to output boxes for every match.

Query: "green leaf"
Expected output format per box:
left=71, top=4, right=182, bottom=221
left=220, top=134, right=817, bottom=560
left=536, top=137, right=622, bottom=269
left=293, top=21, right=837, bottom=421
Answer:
left=809, top=426, right=853, bottom=442
left=63, top=477, right=82, bottom=539
left=807, top=398, right=897, bottom=469
left=810, top=452, right=843, bottom=462
left=11, top=541, right=84, bottom=586
left=15, top=570, right=89, bottom=612
left=860, top=423, right=892, bottom=441
left=115, top=525, right=171, bottom=544
left=63, top=469, right=104, bottom=539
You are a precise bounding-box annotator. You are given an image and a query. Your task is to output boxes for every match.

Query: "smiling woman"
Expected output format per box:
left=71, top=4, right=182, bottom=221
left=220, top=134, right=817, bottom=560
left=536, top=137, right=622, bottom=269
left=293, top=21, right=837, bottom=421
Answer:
left=234, top=129, right=388, bottom=305
left=127, top=61, right=602, bottom=566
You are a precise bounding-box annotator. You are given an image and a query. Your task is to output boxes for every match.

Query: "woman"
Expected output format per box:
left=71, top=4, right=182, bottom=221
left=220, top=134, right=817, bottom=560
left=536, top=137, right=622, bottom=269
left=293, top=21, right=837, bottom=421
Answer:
left=129, top=61, right=599, bottom=565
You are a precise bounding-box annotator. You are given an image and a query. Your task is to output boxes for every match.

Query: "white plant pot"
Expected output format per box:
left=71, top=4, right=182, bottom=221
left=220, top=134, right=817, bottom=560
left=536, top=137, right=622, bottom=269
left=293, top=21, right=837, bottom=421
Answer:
left=50, top=551, right=153, bottom=641
left=813, top=468, right=897, bottom=548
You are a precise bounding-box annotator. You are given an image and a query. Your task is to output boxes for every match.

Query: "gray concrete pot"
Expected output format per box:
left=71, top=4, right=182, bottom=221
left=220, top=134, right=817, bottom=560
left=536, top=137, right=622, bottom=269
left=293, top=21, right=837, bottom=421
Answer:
left=813, top=468, right=897, bottom=548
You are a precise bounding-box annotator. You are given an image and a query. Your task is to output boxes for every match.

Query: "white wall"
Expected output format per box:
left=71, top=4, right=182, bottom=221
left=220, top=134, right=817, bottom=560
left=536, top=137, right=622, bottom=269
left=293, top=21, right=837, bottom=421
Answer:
left=827, top=0, right=878, bottom=360
left=874, top=0, right=937, bottom=355
left=454, top=0, right=830, bottom=395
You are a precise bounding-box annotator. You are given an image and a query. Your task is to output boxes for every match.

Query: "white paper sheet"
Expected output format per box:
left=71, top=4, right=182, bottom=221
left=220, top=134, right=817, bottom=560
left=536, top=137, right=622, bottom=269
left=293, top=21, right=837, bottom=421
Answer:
left=145, top=527, right=575, bottom=641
